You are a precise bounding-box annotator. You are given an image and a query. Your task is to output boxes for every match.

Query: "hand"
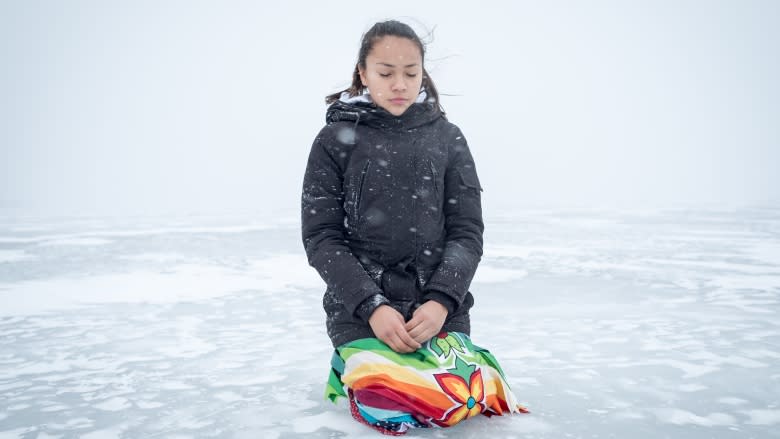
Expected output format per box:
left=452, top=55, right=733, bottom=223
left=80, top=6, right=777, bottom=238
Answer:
left=368, top=305, right=422, bottom=353
left=405, top=301, right=448, bottom=344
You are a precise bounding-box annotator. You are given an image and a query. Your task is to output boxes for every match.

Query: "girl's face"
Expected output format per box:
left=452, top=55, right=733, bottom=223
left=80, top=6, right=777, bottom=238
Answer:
left=358, top=36, right=424, bottom=116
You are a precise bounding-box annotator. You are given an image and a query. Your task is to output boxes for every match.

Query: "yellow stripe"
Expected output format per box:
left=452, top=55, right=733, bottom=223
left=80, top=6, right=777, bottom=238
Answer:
left=342, top=362, right=439, bottom=390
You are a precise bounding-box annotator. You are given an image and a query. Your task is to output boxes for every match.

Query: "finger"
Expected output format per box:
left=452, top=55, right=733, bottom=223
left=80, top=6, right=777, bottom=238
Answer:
left=406, top=306, right=433, bottom=328
left=404, top=316, right=423, bottom=332
left=396, top=328, right=421, bottom=351
left=387, top=340, right=402, bottom=353
left=383, top=334, right=401, bottom=353
left=410, top=332, right=427, bottom=344
left=383, top=328, right=405, bottom=351
left=413, top=328, right=434, bottom=344
left=387, top=333, right=409, bottom=353
left=406, top=322, right=428, bottom=341
left=388, top=327, right=415, bottom=352
left=379, top=334, right=395, bottom=351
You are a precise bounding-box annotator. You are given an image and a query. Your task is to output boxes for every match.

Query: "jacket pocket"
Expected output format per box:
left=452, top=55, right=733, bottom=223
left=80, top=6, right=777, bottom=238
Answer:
left=354, top=160, right=372, bottom=221
left=428, top=160, right=440, bottom=204
left=457, top=165, right=483, bottom=192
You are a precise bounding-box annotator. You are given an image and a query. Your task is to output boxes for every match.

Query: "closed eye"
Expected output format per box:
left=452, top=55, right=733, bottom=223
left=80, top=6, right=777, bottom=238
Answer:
left=379, top=72, right=418, bottom=78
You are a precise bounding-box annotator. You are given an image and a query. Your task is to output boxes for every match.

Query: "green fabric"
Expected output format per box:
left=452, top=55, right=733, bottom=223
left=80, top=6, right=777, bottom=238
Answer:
left=325, top=333, right=514, bottom=403
left=472, top=344, right=509, bottom=380
left=338, top=338, right=439, bottom=369
left=325, top=350, right=347, bottom=402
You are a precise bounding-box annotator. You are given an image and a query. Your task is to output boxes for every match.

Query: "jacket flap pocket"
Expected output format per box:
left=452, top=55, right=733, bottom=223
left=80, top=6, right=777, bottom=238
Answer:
left=457, top=166, right=483, bottom=192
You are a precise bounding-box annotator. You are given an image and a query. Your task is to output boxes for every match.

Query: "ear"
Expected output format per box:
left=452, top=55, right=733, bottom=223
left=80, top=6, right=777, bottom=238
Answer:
left=358, top=65, right=368, bottom=87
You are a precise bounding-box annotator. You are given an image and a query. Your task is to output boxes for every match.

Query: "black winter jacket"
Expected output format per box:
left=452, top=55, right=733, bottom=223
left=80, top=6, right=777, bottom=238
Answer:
left=301, top=98, right=484, bottom=348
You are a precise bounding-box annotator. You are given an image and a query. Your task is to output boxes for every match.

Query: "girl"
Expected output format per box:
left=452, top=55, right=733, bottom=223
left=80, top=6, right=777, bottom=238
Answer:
left=301, top=20, right=527, bottom=435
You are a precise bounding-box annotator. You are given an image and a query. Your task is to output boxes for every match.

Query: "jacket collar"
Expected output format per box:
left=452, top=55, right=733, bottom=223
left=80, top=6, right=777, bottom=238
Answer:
left=326, top=90, right=441, bottom=131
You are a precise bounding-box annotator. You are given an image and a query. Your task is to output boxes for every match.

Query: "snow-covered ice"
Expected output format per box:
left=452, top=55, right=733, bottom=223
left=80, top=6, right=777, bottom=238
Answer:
left=0, top=207, right=779, bottom=438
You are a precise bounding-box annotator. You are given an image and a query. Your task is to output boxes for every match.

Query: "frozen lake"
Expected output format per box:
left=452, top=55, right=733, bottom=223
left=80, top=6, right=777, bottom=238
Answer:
left=1, top=207, right=779, bottom=438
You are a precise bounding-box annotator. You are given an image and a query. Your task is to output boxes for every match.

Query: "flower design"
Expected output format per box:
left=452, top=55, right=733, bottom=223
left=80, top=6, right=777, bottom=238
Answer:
left=429, top=331, right=465, bottom=359
left=434, top=366, right=485, bottom=426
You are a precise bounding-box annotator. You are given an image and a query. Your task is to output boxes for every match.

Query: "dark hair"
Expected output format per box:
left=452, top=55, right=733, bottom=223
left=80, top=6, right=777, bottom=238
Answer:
left=325, top=20, right=445, bottom=115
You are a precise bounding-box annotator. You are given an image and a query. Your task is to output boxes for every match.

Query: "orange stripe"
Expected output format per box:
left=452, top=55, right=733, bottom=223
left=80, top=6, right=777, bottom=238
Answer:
left=343, top=363, right=439, bottom=391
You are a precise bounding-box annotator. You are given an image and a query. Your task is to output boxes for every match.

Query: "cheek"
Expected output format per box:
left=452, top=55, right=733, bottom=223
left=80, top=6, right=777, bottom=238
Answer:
left=360, top=73, right=377, bottom=89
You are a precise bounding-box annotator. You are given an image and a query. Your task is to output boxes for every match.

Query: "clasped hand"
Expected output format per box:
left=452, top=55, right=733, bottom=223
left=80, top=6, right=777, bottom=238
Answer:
left=368, top=301, right=448, bottom=353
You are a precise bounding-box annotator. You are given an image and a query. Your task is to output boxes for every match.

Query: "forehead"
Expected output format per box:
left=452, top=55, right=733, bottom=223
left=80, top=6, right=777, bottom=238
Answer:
left=367, top=36, right=422, bottom=64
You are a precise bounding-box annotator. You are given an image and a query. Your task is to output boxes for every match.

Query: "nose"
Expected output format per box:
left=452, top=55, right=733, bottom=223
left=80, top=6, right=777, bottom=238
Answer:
left=391, top=76, right=407, bottom=92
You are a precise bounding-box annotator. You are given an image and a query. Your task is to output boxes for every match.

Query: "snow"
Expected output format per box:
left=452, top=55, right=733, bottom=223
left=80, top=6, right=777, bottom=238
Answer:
left=0, top=255, right=321, bottom=316
left=37, top=238, right=114, bottom=247
left=740, top=409, right=780, bottom=425
left=0, top=207, right=779, bottom=438
left=0, top=250, right=32, bottom=263
left=649, top=408, right=736, bottom=427
left=93, top=397, right=131, bottom=412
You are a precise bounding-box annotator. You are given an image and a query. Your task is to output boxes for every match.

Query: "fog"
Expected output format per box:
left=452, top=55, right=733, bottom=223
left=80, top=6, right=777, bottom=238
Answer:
left=2, top=0, right=778, bottom=219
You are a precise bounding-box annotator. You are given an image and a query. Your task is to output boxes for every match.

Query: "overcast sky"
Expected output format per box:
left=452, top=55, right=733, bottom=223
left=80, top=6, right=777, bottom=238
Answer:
left=1, top=0, right=778, bottom=220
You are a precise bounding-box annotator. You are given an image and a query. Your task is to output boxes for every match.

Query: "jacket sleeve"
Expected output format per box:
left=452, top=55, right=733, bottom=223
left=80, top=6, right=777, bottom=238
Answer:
left=301, top=128, right=388, bottom=321
left=423, top=128, right=484, bottom=307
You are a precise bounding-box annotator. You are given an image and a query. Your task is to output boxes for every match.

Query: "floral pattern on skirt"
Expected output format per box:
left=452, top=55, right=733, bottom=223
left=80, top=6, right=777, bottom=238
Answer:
left=326, top=332, right=528, bottom=435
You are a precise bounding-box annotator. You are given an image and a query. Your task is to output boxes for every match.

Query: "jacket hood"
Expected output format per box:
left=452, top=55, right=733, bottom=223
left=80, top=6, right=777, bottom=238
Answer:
left=326, top=91, right=442, bottom=131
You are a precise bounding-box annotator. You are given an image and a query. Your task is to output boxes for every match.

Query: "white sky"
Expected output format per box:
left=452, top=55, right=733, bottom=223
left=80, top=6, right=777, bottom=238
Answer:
left=1, top=0, right=778, bottom=219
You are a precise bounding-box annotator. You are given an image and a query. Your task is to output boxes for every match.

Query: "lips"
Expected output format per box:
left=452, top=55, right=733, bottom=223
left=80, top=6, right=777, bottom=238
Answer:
left=389, top=98, right=408, bottom=105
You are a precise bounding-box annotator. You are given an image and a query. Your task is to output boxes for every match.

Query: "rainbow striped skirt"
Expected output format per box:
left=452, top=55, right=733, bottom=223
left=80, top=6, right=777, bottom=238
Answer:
left=326, top=332, right=528, bottom=435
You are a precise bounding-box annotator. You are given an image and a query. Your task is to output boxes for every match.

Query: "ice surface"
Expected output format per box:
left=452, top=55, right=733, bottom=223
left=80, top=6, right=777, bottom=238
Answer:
left=0, top=208, right=779, bottom=438
left=0, top=250, right=32, bottom=263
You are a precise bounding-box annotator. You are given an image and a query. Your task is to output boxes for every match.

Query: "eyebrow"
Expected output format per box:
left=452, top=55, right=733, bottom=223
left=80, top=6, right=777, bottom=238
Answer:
left=376, top=62, right=419, bottom=68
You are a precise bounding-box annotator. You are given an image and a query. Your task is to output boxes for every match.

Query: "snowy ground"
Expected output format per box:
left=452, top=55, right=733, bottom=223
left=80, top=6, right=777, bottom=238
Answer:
left=1, top=207, right=779, bottom=438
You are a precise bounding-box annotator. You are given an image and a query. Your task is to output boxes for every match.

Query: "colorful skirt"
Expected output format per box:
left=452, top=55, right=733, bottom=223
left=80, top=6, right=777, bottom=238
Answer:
left=326, top=332, right=528, bottom=435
